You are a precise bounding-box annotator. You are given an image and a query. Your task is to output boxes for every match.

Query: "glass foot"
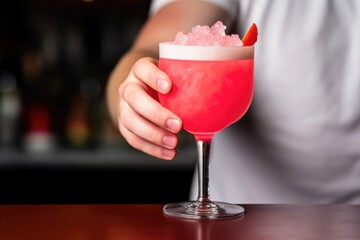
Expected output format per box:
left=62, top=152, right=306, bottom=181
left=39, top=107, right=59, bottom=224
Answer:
left=163, top=201, right=244, bottom=219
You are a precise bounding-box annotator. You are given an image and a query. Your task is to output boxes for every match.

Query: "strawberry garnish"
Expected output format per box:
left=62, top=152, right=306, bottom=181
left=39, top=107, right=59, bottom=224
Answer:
left=242, top=23, right=258, bottom=46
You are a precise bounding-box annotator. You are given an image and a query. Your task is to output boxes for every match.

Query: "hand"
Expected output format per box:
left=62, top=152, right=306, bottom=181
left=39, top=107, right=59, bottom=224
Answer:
left=118, top=57, right=182, bottom=160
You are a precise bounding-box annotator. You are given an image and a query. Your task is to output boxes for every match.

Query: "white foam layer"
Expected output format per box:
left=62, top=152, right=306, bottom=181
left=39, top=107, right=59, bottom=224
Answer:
left=159, top=43, right=254, bottom=60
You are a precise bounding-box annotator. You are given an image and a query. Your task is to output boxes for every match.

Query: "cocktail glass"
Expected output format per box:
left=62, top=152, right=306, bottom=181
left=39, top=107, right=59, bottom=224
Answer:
left=158, top=43, right=254, bottom=219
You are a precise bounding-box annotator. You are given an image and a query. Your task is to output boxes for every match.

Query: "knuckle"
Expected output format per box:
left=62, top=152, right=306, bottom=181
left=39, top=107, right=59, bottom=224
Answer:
left=150, top=107, right=167, bottom=125
left=133, top=58, right=150, bottom=75
left=118, top=121, right=130, bottom=139
left=146, top=131, right=160, bottom=145
left=128, top=138, right=142, bottom=151
left=119, top=112, right=133, bottom=130
left=133, top=57, right=160, bottom=85
left=118, top=123, right=127, bottom=138
left=118, top=119, right=163, bottom=159
left=118, top=83, right=125, bottom=97
left=118, top=73, right=134, bottom=96
left=141, top=144, right=160, bottom=158
left=123, top=83, right=140, bottom=104
left=148, top=68, right=160, bottom=83
left=124, top=132, right=141, bottom=151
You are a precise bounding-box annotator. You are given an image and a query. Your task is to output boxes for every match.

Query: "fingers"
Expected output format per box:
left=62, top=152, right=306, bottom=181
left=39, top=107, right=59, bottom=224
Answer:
left=119, top=101, right=178, bottom=160
left=120, top=123, right=177, bottom=160
left=132, top=57, right=172, bottom=94
left=120, top=100, right=178, bottom=149
left=122, top=82, right=181, bottom=133
left=117, top=57, right=182, bottom=160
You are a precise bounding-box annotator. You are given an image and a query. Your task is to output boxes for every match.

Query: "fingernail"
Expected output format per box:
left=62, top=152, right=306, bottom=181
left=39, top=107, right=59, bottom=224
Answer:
left=162, top=134, right=177, bottom=148
left=162, top=149, right=175, bottom=159
left=157, top=78, right=169, bottom=92
left=166, top=119, right=181, bottom=132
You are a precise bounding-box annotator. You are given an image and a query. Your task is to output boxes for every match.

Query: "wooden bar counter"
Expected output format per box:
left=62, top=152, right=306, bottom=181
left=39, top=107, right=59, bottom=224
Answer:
left=1, top=204, right=359, bottom=240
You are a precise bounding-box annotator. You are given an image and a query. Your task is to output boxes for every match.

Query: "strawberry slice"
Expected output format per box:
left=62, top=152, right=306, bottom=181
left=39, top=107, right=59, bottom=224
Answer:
left=242, top=23, right=258, bottom=46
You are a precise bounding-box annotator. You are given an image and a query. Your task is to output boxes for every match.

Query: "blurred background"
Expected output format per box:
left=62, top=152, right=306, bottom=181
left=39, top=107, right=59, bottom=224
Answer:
left=0, top=0, right=196, bottom=204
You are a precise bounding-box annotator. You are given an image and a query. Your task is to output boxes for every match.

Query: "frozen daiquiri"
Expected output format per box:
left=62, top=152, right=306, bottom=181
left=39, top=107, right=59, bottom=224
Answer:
left=159, top=21, right=257, bottom=141
left=159, top=21, right=258, bottom=219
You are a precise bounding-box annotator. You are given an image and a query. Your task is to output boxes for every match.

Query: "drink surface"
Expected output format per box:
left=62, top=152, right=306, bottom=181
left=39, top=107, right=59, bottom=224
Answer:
left=159, top=57, right=254, bottom=140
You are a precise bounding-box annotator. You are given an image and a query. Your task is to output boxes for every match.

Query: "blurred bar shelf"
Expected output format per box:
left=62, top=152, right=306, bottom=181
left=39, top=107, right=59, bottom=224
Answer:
left=0, top=0, right=195, bottom=205
left=0, top=146, right=196, bottom=169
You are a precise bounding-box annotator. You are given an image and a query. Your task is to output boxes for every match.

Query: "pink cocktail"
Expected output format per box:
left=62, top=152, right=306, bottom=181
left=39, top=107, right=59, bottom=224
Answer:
left=158, top=21, right=256, bottom=219
left=159, top=47, right=254, bottom=141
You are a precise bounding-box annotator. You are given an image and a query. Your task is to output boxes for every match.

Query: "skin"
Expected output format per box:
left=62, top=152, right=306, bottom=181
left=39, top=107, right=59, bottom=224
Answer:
left=106, top=1, right=231, bottom=160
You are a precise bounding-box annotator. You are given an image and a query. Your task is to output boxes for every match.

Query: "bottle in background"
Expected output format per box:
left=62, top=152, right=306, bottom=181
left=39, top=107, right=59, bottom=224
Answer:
left=0, top=71, right=21, bottom=149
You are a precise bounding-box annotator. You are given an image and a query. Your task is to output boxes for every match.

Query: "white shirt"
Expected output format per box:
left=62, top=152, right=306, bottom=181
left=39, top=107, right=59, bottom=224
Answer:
left=151, top=0, right=360, bottom=204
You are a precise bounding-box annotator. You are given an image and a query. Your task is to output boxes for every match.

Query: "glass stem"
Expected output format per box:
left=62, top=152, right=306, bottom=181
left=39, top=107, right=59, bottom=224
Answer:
left=196, top=140, right=212, bottom=203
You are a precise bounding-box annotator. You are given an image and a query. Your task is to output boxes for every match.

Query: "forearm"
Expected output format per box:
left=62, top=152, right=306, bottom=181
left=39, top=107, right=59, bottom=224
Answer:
left=106, top=49, right=157, bottom=125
